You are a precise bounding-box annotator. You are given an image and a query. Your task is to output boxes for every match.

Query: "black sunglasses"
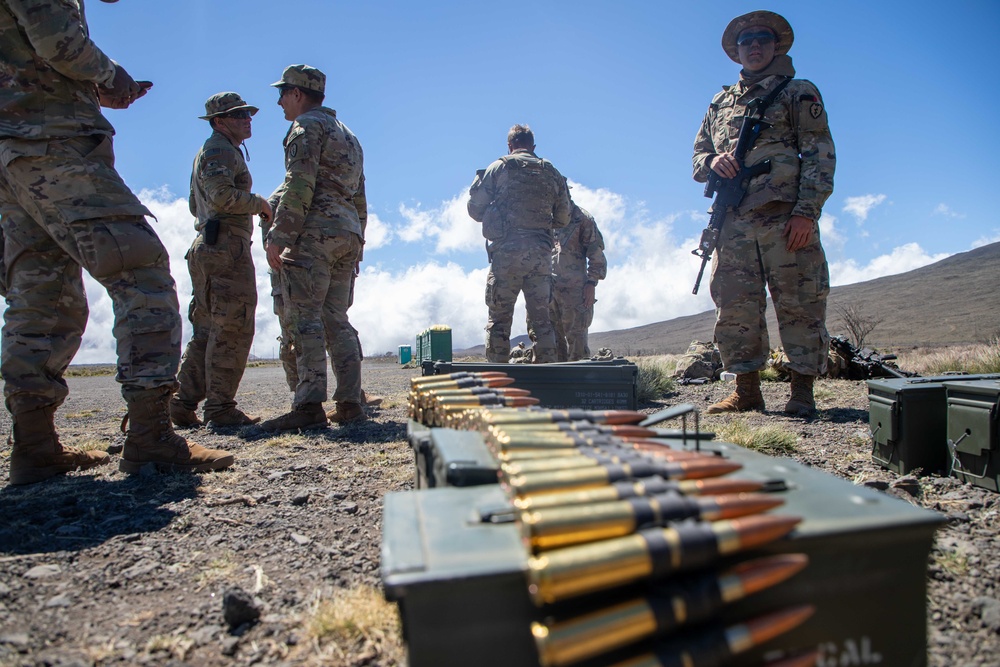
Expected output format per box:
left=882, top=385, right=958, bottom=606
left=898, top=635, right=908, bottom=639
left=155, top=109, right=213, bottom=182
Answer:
left=221, top=110, right=252, bottom=119
left=736, top=31, right=776, bottom=47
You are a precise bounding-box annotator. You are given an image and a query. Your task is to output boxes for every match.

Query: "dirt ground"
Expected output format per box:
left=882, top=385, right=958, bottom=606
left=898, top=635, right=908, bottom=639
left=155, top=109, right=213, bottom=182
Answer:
left=0, top=359, right=997, bottom=666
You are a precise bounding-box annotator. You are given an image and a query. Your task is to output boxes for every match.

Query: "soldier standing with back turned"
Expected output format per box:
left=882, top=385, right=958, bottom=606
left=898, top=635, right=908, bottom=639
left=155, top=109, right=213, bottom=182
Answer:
left=0, top=0, right=233, bottom=485
left=468, top=125, right=571, bottom=364
left=692, top=10, right=835, bottom=417
left=260, top=64, right=368, bottom=433
left=169, top=93, right=273, bottom=429
left=551, top=200, right=607, bottom=361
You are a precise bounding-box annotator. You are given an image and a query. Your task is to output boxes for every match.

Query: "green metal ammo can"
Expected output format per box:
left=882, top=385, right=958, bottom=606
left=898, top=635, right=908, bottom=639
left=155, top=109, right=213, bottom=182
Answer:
left=944, top=378, right=1000, bottom=491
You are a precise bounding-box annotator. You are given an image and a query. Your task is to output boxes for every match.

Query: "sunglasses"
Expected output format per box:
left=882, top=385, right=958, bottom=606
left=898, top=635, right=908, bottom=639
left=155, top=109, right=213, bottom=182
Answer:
left=736, top=31, right=776, bottom=47
left=221, top=110, right=252, bottom=119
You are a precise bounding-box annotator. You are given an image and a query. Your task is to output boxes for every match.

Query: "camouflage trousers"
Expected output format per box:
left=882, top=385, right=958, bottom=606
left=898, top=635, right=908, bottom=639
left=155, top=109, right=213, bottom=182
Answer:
left=272, top=267, right=364, bottom=394
left=276, top=229, right=362, bottom=408
left=486, top=241, right=556, bottom=363
left=174, top=230, right=257, bottom=418
left=550, top=278, right=594, bottom=362
left=710, top=201, right=830, bottom=375
left=0, top=135, right=181, bottom=414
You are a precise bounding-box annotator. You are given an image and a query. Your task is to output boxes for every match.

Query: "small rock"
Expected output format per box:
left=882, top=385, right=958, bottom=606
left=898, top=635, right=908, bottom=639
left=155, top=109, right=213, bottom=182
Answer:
left=328, top=491, right=348, bottom=501
left=0, top=632, right=29, bottom=646
left=290, top=493, right=310, bottom=506
left=268, top=471, right=292, bottom=482
left=220, top=635, right=241, bottom=656
left=861, top=480, right=889, bottom=491
left=891, top=476, right=922, bottom=497
left=222, top=587, right=260, bottom=630
left=947, top=512, right=971, bottom=524
left=972, top=597, right=1000, bottom=631
left=44, top=594, right=72, bottom=608
left=290, top=533, right=311, bottom=546
left=23, top=564, right=61, bottom=579
left=0, top=582, right=11, bottom=596
left=340, top=502, right=359, bottom=514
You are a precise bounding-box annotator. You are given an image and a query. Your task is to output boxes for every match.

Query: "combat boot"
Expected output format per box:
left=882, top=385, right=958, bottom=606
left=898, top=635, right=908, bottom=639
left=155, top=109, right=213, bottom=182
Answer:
left=169, top=396, right=202, bottom=428
left=705, top=371, right=766, bottom=414
left=360, top=390, right=383, bottom=407
left=120, top=388, right=234, bottom=474
left=258, top=403, right=327, bottom=433
left=205, top=407, right=261, bottom=427
left=784, top=371, right=817, bottom=417
left=327, top=402, right=367, bottom=425
left=8, top=406, right=110, bottom=486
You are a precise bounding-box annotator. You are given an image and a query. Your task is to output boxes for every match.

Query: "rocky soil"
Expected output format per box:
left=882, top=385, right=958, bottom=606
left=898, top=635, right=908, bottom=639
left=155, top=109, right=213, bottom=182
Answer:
left=0, top=359, right=997, bottom=666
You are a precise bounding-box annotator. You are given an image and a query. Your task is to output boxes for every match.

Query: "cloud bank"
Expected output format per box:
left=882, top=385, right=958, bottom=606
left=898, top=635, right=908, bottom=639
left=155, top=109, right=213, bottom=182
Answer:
left=69, top=185, right=964, bottom=364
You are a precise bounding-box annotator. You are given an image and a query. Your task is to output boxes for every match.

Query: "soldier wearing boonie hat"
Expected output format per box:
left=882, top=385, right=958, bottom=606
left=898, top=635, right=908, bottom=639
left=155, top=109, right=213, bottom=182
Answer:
left=170, top=91, right=273, bottom=430
left=691, top=10, right=836, bottom=418
left=259, top=64, right=370, bottom=433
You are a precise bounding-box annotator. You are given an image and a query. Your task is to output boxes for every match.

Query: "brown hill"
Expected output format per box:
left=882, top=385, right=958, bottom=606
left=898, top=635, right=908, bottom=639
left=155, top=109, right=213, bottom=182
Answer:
left=457, top=241, right=1000, bottom=357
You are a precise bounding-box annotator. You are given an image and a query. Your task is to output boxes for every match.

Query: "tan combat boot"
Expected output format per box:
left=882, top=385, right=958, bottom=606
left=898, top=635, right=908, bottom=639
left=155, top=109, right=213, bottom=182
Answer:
left=205, top=407, right=261, bottom=427
left=258, top=403, right=327, bottom=433
left=360, top=390, right=383, bottom=407
left=706, top=371, right=766, bottom=414
left=120, top=389, right=234, bottom=474
left=784, top=371, right=817, bottom=417
left=8, top=406, right=110, bottom=486
left=168, top=396, right=202, bottom=428
left=327, top=401, right=367, bottom=425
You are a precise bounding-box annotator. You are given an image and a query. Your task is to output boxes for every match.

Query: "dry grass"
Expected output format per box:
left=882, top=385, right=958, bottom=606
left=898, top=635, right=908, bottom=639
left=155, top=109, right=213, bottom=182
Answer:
left=714, top=419, right=798, bottom=456
left=895, top=337, right=1000, bottom=376
left=64, top=364, right=116, bottom=377
left=298, top=584, right=404, bottom=665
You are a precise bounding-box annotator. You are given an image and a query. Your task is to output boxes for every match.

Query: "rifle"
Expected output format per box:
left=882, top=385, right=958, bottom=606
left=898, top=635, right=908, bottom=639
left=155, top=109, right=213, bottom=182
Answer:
left=829, top=335, right=914, bottom=380
left=692, top=78, right=791, bottom=294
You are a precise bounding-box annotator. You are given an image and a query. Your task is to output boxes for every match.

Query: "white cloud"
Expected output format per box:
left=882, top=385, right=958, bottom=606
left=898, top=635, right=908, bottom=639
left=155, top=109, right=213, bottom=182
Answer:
left=364, top=212, right=391, bottom=250
left=843, top=194, right=887, bottom=224
left=972, top=231, right=1000, bottom=248
left=828, top=242, right=950, bottom=287
left=933, top=203, right=965, bottom=219
left=397, top=194, right=482, bottom=254
left=818, top=212, right=845, bottom=250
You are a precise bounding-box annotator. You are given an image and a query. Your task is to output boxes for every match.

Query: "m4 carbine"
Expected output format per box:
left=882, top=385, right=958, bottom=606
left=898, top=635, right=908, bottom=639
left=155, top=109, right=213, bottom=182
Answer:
left=692, top=78, right=790, bottom=294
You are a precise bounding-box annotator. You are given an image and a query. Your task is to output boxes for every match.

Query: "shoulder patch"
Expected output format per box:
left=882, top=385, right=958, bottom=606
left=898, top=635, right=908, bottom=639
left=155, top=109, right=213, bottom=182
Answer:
left=204, top=147, right=223, bottom=158
left=287, top=142, right=298, bottom=158
left=809, top=102, right=824, bottom=119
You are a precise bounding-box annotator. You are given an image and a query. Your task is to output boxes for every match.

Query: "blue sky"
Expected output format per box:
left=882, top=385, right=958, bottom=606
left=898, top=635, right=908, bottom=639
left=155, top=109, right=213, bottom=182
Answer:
left=73, top=0, right=999, bottom=363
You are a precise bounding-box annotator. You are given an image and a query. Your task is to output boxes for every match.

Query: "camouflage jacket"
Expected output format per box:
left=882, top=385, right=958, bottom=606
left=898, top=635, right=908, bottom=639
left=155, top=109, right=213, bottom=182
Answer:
left=468, top=149, right=570, bottom=242
left=189, top=131, right=264, bottom=235
left=553, top=203, right=607, bottom=285
left=692, top=65, right=836, bottom=222
left=0, top=0, right=116, bottom=140
left=267, top=107, right=367, bottom=251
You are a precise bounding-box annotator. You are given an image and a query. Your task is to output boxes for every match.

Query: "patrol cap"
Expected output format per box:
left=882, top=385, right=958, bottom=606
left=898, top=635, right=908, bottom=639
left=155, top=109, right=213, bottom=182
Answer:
left=199, top=92, right=258, bottom=120
left=722, top=10, right=794, bottom=63
left=270, top=64, right=326, bottom=94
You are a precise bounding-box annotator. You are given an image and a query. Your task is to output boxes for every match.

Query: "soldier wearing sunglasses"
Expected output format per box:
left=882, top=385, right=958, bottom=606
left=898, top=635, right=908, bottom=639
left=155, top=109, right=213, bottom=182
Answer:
left=692, top=10, right=836, bottom=417
left=170, top=93, right=272, bottom=429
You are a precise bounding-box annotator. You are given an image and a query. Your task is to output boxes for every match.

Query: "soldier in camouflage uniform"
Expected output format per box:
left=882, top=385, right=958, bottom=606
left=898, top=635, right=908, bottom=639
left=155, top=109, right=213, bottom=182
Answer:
left=692, top=10, right=835, bottom=417
left=260, top=65, right=368, bottom=432
left=551, top=201, right=607, bottom=361
left=468, top=125, right=571, bottom=364
left=170, top=93, right=273, bottom=429
left=0, top=0, right=233, bottom=485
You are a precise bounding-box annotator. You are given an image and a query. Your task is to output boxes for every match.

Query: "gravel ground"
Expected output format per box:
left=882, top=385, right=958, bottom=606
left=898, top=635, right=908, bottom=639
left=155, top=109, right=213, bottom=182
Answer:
left=0, top=360, right=997, bottom=666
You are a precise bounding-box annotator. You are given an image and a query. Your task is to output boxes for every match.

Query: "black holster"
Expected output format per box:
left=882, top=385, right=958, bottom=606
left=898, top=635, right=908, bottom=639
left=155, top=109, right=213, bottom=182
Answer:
left=203, top=218, right=220, bottom=245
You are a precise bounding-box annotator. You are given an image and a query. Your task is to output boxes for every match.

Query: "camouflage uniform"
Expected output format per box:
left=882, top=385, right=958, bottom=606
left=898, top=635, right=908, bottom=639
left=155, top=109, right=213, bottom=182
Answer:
left=267, top=68, right=367, bottom=411
left=0, top=0, right=182, bottom=415
left=551, top=203, right=607, bottom=361
left=692, top=53, right=835, bottom=376
left=468, top=149, right=570, bottom=363
left=174, top=93, right=267, bottom=423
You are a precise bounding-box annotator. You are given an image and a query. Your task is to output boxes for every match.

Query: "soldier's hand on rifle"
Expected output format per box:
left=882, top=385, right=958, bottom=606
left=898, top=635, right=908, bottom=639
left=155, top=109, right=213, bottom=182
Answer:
left=783, top=215, right=815, bottom=252
left=258, top=198, right=273, bottom=223
left=710, top=153, right=739, bottom=179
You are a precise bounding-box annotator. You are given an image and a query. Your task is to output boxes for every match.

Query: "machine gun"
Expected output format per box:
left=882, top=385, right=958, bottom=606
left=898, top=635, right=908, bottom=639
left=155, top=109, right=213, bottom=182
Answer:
left=829, top=335, right=915, bottom=380
left=692, top=78, right=790, bottom=294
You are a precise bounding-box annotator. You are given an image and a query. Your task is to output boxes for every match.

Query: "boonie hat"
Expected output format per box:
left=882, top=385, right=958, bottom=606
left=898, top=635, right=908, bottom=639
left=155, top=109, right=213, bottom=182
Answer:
left=199, top=92, right=258, bottom=120
left=722, top=10, right=794, bottom=63
left=270, top=64, right=326, bottom=94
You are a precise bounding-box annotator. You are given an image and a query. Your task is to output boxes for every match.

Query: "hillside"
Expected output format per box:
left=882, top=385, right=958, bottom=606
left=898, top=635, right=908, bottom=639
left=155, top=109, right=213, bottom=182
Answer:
left=585, top=241, right=1000, bottom=355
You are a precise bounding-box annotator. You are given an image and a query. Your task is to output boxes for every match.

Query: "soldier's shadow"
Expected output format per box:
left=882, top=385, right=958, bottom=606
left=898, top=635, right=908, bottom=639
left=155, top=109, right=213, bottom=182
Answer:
left=0, top=472, right=198, bottom=555
left=822, top=407, right=870, bottom=424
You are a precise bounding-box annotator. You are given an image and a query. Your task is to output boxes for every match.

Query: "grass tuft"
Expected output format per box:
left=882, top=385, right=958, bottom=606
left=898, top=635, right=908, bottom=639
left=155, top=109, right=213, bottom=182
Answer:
left=634, top=356, right=677, bottom=402
left=715, top=419, right=798, bottom=456
left=896, top=337, right=1000, bottom=375
left=303, top=585, right=404, bottom=663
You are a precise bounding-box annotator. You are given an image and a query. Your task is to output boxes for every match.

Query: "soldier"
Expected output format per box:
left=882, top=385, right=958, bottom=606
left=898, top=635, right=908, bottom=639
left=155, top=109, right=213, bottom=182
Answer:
left=551, top=200, right=607, bottom=361
left=468, top=125, right=571, bottom=363
left=170, top=93, right=272, bottom=429
left=0, top=0, right=233, bottom=485
left=692, top=10, right=835, bottom=416
left=260, top=64, right=368, bottom=432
